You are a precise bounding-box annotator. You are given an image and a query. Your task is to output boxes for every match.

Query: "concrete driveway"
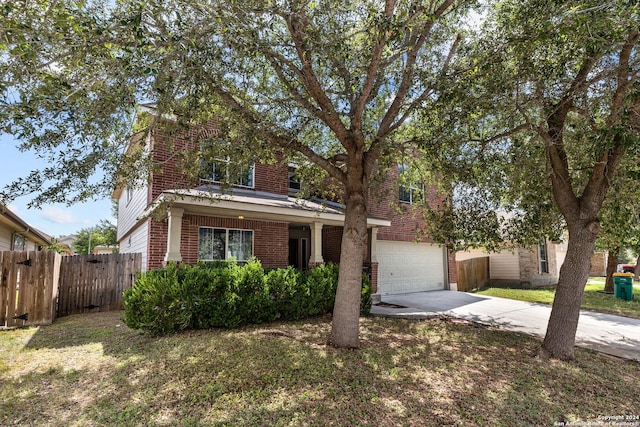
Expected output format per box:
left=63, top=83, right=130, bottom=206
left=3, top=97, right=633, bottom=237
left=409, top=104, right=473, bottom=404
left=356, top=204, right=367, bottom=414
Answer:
left=371, top=290, right=640, bottom=361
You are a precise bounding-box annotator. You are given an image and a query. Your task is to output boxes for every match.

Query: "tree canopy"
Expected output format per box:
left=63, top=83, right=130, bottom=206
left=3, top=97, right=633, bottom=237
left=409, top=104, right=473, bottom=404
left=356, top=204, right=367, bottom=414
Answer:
left=432, top=0, right=640, bottom=359
left=72, top=219, right=118, bottom=255
left=1, top=0, right=476, bottom=347
left=2, top=0, right=638, bottom=357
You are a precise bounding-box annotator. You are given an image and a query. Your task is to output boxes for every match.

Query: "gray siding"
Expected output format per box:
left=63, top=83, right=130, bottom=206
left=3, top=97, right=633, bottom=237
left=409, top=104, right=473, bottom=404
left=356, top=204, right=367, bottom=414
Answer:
left=0, top=226, right=11, bottom=251
left=116, top=183, right=149, bottom=241
left=119, top=220, right=149, bottom=272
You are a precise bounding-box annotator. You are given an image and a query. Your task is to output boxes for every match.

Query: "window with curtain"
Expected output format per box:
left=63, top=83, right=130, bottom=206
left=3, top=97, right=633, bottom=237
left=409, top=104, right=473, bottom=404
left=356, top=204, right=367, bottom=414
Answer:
left=198, top=227, right=253, bottom=262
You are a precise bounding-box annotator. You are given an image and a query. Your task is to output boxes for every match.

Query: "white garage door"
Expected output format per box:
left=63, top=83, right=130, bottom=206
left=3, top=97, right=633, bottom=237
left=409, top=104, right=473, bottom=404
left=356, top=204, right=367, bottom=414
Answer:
left=377, top=241, right=446, bottom=294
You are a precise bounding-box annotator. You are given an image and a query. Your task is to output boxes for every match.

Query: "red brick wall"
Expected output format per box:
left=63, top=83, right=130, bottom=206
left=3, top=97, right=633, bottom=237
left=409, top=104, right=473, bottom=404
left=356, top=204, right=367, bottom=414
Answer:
left=254, top=162, right=288, bottom=195
left=368, top=166, right=443, bottom=244
left=149, top=125, right=204, bottom=201
left=147, top=214, right=289, bottom=270
left=149, top=121, right=289, bottom=199
left=369, top=262, right=379, bottom=293
left=180, top=214, right=289, bottom=268
left=447, top=248, right=457, bottom=285
left=148, top=218, right=168, bottom=270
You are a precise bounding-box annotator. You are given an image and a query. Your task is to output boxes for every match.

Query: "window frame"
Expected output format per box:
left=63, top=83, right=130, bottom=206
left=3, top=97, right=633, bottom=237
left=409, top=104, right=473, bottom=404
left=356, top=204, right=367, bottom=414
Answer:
left=12, top=233, right=27, bottom=251
left=199, top=154, right=255, bottom=188
left=198, top=227, right=254, bottom=262
left=539, top=239, right=549, bottom=274
left=125, top=186, right=133, bottom=205
left=398, top=163, right=424, bottom=205
left=288, top=170, right=302, bottom=192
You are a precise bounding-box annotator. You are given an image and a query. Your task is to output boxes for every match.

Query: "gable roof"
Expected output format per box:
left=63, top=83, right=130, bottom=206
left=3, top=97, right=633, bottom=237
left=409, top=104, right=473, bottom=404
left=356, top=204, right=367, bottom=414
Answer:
left=0, top=206, right=52, bottom=246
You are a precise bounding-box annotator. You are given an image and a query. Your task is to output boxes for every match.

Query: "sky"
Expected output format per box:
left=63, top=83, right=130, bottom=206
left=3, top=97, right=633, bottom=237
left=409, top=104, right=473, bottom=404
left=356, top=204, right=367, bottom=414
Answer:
left=1, top=133, right=116, bottom=238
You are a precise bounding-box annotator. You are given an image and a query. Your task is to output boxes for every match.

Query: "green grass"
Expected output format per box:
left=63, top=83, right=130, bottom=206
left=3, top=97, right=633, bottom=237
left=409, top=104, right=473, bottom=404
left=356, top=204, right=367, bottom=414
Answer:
left=1, top=311, right=639, bottom=426
left=474, top=277, right=640, bottom=319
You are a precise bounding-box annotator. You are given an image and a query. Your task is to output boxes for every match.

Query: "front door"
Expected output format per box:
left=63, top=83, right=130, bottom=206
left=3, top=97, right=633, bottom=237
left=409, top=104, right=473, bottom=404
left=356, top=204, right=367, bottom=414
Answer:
left=288, top=237, right=309, bottom=269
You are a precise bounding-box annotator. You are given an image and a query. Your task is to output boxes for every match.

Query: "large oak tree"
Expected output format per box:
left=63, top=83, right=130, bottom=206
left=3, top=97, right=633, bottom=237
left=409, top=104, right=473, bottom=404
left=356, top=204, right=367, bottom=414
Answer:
left=1, top=0, right=473, bottom=347
left=440, top=0, right=640, bottom=360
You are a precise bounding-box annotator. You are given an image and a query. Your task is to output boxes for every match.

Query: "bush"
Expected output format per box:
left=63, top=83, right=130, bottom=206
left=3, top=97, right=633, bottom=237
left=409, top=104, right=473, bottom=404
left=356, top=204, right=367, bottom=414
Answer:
left=266, top=266, right=303, bottom=320
left=123, top=261, right=372, bottom=335
left=122, top=263, right=190, bottom=336
left=360, top=273, right=372, bottom=315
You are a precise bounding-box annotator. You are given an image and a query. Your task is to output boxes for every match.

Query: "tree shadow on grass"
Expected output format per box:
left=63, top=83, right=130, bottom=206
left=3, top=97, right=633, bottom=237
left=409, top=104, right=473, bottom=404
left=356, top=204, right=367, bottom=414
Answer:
left=3, top=311, right=639, bottom=426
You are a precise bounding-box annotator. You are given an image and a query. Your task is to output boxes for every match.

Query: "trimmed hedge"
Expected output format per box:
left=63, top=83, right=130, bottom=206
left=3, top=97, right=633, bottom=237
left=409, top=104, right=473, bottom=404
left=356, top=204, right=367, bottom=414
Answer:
left=122, top=260, right=372, bottom=335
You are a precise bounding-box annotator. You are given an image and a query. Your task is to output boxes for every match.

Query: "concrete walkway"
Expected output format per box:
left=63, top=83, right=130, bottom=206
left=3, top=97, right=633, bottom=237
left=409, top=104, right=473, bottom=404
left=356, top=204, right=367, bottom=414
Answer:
left=370, top=290, right=640, bottom=361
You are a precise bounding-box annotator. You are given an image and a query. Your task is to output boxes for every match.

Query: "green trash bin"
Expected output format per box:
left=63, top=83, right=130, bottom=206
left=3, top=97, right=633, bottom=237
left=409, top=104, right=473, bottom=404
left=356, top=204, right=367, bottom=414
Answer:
left=613, top=273, right=634, bottom=301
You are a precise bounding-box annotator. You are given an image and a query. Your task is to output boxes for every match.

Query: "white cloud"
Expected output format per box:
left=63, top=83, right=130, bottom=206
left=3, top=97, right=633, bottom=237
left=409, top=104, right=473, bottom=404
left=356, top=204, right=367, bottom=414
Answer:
left=41, top=207, right=78, bottom=224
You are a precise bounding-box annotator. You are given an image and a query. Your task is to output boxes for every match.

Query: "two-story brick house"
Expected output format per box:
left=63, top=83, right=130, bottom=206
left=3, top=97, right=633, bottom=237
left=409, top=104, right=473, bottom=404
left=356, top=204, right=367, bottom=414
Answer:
left=114, top=116, right=457, bottom=295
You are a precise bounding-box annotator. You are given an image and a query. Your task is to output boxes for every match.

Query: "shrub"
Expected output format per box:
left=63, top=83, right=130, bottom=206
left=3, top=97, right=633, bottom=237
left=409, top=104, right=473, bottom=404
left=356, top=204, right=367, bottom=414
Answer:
left=304, top=263, right=339, bottom=316
left=360, top=273, right=372, bottom=315
left=183, top=262, right=236, bottom=329
left=265, top=266, right=303, bottom=320
left=233, top=260, right=272, bottom=325
left=123, top=261, right=372, bottom=335
left=122, top=263, right=191, bottom=336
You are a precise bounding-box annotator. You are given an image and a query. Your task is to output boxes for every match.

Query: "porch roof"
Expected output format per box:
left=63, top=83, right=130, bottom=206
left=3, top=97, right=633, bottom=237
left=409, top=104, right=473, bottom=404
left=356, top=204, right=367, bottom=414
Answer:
left=147, top=188, right=391, bottom=228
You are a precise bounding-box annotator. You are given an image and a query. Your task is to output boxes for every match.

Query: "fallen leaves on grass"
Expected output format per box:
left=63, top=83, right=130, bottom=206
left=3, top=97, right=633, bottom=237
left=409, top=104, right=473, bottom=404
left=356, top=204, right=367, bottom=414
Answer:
left=0, top=311, right=638, bottom=426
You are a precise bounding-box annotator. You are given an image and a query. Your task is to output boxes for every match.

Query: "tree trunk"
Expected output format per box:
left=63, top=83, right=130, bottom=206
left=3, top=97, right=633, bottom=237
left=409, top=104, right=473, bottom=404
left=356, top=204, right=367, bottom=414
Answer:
left=329, top=190, right=369, bottom=348
left=604, top=247, right=619, bottom=293
left=541, top=223, right=598, bottom=360
left=634, top=254, right=640, bottom=280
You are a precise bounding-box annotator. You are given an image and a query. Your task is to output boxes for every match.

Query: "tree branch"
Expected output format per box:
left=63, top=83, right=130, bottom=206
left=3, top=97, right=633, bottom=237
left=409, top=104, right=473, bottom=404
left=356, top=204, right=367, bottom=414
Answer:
left=285, top=8, right=351, bottom=147
left=376, top=0, right=455, bottom=140
left=211, top=85, right=347, bottom=184
left=607, top=29, right=640, bottom=127
left=351, top=0, right=397, bottom=142
left=544, top=48, right=603, bottom=220
left=386, top=32, right=463, bottom=136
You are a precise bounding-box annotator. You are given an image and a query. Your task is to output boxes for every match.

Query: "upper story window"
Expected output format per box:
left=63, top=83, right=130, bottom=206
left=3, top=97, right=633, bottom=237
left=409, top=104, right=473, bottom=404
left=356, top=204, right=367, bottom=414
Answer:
left=288, top=168, right=302, bottom=192
left=12, top=233, right=27, bottom=251
left=398, top=164, right=423, bottom=205
left=200, top=157, right=255, bottom=188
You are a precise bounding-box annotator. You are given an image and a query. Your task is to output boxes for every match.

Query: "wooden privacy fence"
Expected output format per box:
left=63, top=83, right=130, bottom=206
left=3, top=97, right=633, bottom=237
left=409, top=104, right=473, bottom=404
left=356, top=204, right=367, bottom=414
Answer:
left=456, top=256, right=490, bottom=292
left=57, top=253, right=142, bottom=317
left=1, top=251, right=141, bottom=327
left=0, top=250, right=61, bottom=327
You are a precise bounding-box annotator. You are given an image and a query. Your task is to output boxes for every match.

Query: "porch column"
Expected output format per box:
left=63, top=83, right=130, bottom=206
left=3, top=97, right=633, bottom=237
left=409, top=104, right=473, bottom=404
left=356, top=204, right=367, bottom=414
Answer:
left=309, top=221, right=324, bottom=267
left=369, top=227, right=378, bottom=263
left=164, top=207, right=184, bottom=264
left=369, top=227, right=379, bottom=296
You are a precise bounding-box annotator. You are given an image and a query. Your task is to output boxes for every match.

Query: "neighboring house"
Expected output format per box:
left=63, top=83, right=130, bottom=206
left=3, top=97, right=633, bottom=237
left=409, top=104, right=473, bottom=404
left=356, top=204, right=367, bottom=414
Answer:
left=92, top=245, right=119, bottom=255
left=589, top=251, right=607, bottom=277
left=457, top=238, right=564, bottom=288
left=56, top=234, right=78, bottom=255
left=0, top=206, right=51, bottom=251
left=114, top=115, right=456, bottom=295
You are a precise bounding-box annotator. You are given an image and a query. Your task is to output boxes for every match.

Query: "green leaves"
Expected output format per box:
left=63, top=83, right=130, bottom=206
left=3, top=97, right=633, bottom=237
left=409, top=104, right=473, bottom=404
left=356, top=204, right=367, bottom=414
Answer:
left=122, top=261, right=371, bottom=335
left=425, top=0, right=640, bottom=249
left=72, top=219, right=117, bottom=255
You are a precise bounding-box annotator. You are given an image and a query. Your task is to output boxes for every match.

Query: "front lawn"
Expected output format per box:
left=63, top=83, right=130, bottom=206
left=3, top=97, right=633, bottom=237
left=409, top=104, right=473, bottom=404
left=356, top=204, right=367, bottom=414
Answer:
left=1, top=311, right=638, bottom=426
left=475, top=277, right=640, bottom=319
